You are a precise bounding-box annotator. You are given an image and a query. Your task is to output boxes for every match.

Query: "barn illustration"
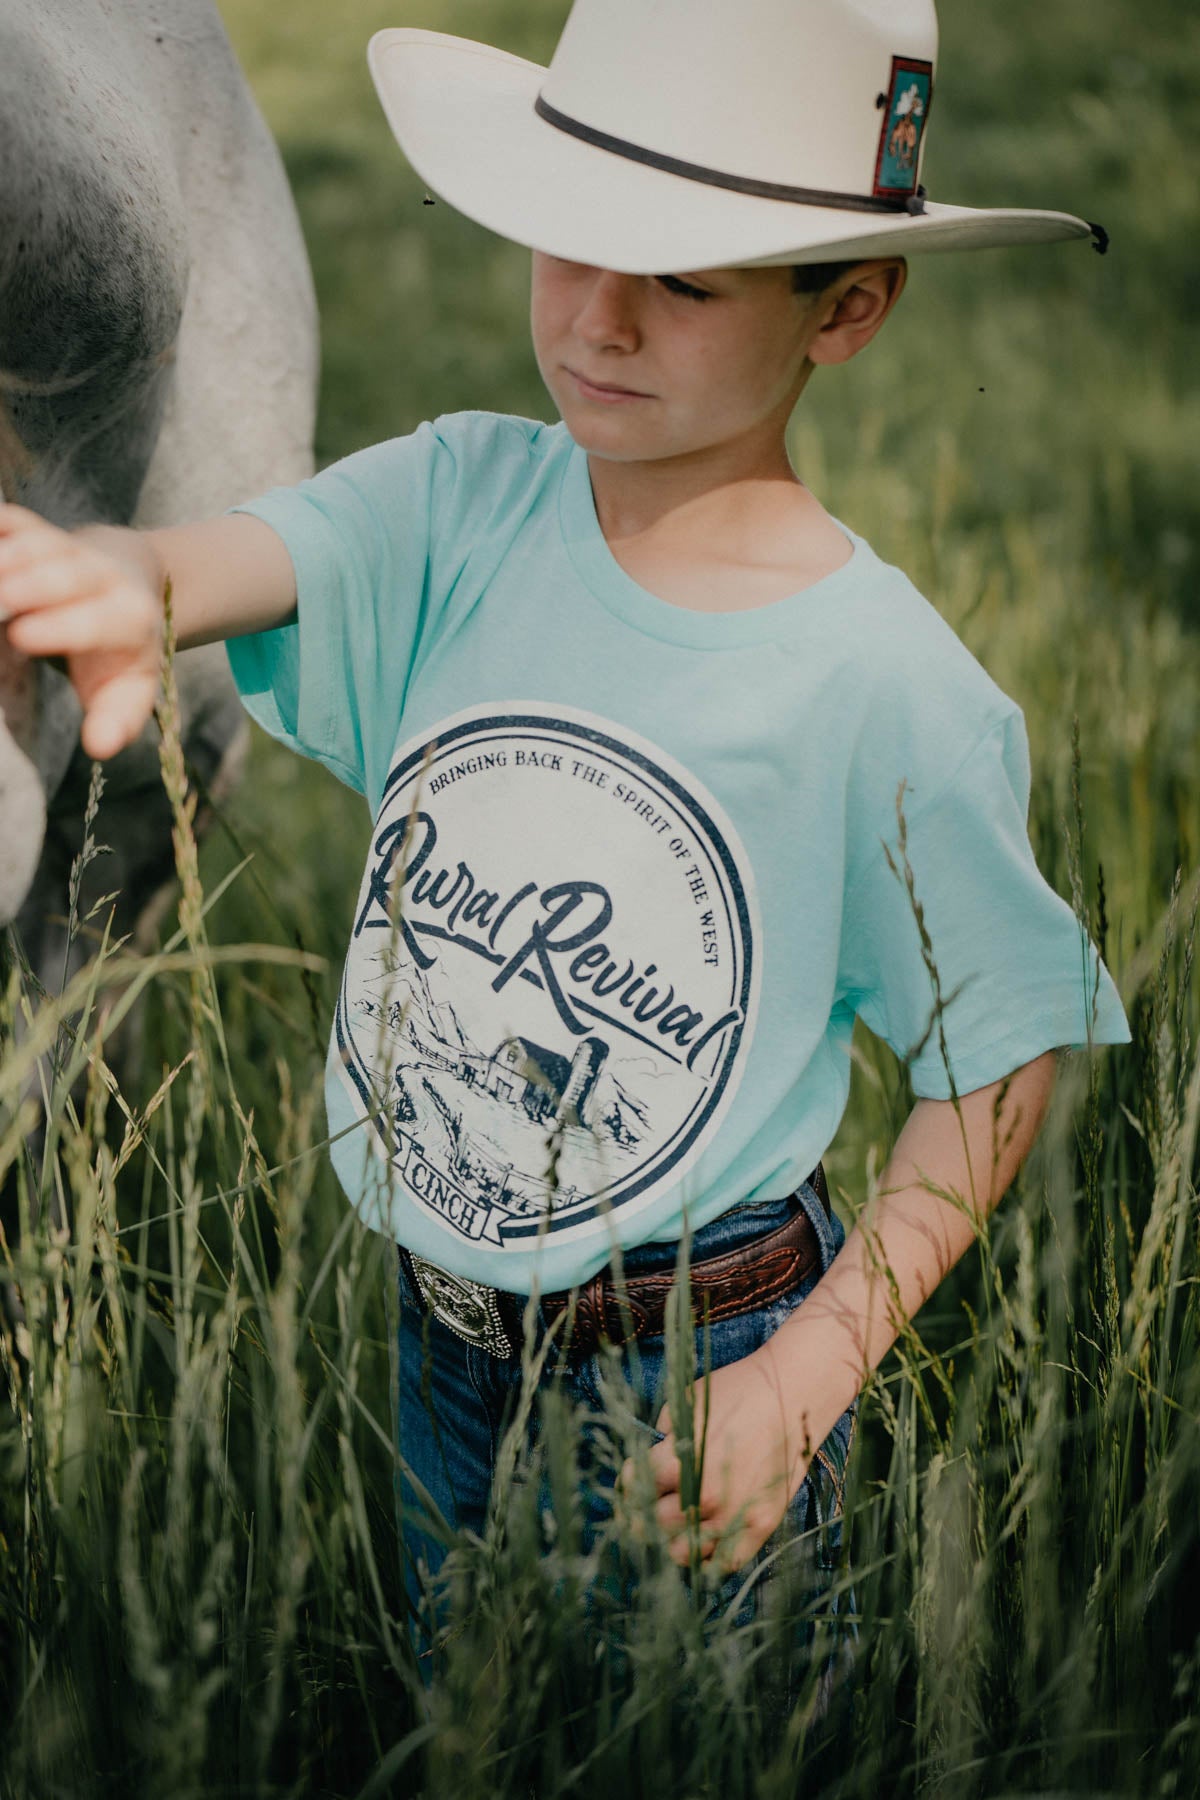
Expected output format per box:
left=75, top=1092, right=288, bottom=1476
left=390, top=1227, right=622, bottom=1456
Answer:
left=460, top=1033, right=609, bottom=1128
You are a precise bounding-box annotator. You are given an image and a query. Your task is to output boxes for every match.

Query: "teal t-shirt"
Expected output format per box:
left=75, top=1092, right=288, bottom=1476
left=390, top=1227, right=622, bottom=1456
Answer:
left=226, top=410, right=1130, bottom=1294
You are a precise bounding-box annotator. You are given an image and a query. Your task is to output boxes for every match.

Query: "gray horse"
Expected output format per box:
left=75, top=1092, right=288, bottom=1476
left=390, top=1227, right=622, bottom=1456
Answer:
left=0, top=0, right=317, bottom=1008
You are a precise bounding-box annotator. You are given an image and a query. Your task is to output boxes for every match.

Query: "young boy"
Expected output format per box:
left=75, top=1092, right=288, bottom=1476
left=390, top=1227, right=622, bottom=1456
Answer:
left=0, top=0, right=1128, bottom=1701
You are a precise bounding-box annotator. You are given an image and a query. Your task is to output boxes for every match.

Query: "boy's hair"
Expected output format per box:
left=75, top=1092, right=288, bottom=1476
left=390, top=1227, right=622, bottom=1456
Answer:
left=791, top=259, right=860, bottom=295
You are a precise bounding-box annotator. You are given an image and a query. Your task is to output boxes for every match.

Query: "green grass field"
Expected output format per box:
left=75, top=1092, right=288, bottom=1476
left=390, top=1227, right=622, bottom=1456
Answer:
left=2, top=1, right=1199, bottom=1794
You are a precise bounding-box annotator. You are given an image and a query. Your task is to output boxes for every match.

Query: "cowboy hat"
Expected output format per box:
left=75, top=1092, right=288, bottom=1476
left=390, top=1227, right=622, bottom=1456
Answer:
left=367, top=0, right=1102, bottom=275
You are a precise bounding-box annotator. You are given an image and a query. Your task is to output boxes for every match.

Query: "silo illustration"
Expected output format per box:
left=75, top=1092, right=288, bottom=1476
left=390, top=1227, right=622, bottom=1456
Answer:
left=558, top=1036, right=609, bottom=1127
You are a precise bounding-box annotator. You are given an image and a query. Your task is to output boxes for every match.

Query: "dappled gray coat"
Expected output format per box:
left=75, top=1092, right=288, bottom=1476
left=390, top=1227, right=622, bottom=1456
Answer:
left=0, top=0, right=317, bottom=991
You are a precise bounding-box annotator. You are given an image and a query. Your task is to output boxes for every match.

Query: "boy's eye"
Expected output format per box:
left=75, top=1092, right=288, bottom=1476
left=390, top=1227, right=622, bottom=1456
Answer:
left=657, top=274, right=713, bottom=302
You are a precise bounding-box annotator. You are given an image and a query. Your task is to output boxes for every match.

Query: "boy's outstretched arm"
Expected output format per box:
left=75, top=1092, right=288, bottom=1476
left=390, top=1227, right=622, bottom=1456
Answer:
left=0, top=503, right=295, bottom=759
left=619, top=1049, right=1058, bottom=1574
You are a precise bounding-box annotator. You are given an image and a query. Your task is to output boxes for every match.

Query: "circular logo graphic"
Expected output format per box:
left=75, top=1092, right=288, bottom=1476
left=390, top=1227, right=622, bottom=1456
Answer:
left=335, top=703, right=759, bottom=1250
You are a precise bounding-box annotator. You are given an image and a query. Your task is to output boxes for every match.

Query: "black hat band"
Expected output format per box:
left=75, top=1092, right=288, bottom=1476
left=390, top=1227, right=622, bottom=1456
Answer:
left=534, top=93, right=928, bottom=218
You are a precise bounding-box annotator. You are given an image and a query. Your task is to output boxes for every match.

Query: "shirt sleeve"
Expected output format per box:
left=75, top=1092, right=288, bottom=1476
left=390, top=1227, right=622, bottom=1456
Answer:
left=835, top=708, right=1131, bottom=1099
left=223, top=420, right=447, bottom=802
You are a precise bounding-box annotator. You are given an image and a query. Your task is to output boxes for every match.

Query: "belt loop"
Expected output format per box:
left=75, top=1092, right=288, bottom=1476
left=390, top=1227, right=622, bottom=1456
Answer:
left=581, top=1270, right=607, bottom=1353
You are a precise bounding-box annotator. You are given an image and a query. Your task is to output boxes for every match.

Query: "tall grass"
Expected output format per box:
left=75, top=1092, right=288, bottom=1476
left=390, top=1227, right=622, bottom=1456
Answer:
left=2, top=0, right=1196, bottom=1789
left=1, top=516, right=1197, bottom=1796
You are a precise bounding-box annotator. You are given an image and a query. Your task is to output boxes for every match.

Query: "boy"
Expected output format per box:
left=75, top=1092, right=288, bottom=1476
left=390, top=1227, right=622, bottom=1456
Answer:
left=0, top=0, right=1128, bottom=1700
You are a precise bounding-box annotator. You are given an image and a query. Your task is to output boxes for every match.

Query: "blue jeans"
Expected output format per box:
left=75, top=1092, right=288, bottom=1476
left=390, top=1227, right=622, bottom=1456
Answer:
left=393, top=1179, right=857, bottom=1711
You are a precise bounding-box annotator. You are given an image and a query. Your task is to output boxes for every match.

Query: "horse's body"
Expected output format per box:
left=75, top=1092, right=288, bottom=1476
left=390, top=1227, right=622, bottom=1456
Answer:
left=0, top=0, right=318, bottom=978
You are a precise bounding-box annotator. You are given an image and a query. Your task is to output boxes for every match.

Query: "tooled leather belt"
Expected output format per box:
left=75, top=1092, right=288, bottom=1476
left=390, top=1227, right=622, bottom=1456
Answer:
left=402, top=1161, right=830, bottom=1361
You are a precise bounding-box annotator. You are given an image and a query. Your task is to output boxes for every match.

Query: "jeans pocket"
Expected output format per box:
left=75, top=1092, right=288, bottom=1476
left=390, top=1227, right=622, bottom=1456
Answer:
left=569, top=1340, right=669, bottom=1477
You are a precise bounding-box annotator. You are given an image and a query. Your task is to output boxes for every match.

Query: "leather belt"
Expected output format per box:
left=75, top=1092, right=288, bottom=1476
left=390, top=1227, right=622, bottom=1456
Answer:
left=402, top=1162, right=830, bottom=1363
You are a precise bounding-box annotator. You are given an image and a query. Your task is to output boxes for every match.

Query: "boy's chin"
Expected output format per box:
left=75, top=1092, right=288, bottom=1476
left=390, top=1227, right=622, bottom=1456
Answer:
left=565, top=431, right=660, bottom=464
left=559, top=414, right=686, bottom=465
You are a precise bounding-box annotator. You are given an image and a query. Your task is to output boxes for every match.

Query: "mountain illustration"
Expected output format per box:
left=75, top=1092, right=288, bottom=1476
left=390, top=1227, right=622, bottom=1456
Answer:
left=358, top=955, right=481, bottom=1069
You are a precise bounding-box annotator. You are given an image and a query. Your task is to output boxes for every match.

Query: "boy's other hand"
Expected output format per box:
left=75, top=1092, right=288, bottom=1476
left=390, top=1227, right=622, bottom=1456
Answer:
left=616, top=1339, right=811, bottom=1577
left=0, top=502, right=164, bottom=761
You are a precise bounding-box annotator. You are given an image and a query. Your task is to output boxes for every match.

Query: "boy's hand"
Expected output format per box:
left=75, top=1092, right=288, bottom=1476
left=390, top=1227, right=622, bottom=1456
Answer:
left=0, top=503, right=164, bottom=760
left=616, top=1337, right=812, bottom=1577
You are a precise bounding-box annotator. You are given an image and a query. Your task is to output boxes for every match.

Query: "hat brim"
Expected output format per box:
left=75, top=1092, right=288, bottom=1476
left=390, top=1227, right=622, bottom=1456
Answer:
left=368, top=29, right=1093, bottom=272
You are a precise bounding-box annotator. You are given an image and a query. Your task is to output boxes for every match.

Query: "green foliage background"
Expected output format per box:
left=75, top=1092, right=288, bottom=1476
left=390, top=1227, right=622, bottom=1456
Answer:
left=2, top=3, right=1198, bottom=1797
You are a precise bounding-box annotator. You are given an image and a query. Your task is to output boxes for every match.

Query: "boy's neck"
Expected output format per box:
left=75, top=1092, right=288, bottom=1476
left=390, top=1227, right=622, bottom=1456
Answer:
left=584, top=428, right=852, bottom=614
left=586, top=423, right=798, bottom=542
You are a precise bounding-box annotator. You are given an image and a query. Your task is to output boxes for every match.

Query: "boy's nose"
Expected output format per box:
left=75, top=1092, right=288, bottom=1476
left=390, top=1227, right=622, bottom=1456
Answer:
left=572, top=269, right=642, bottom=350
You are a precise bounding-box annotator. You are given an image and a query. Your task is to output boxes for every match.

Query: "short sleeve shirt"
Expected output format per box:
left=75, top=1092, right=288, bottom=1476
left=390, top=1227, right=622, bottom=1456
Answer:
left=225, top=411, right=1131, bottom=1294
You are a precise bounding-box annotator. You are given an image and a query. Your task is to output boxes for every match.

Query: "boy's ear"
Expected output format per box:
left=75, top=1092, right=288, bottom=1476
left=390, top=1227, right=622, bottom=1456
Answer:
left=806, top=259, right=907, bottom=366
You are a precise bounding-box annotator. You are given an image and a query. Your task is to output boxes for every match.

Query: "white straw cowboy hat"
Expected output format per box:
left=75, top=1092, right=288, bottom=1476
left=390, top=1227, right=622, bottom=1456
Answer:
left=367, top=0, right=1105, bottom=275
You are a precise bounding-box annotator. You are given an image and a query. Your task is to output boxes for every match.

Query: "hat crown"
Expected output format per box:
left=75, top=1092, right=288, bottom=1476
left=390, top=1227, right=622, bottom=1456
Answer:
left=541, top=0, right=939, bottom=203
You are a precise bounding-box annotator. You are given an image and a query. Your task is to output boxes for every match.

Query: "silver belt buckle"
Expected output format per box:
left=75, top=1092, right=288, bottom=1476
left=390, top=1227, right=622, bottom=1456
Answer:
left=408, top=1253, right=514, bottom=1357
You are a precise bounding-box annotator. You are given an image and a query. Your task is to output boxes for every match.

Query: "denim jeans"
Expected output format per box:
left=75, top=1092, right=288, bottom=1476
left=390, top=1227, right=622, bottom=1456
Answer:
left=393, top=1178, right=857, bottom=1711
